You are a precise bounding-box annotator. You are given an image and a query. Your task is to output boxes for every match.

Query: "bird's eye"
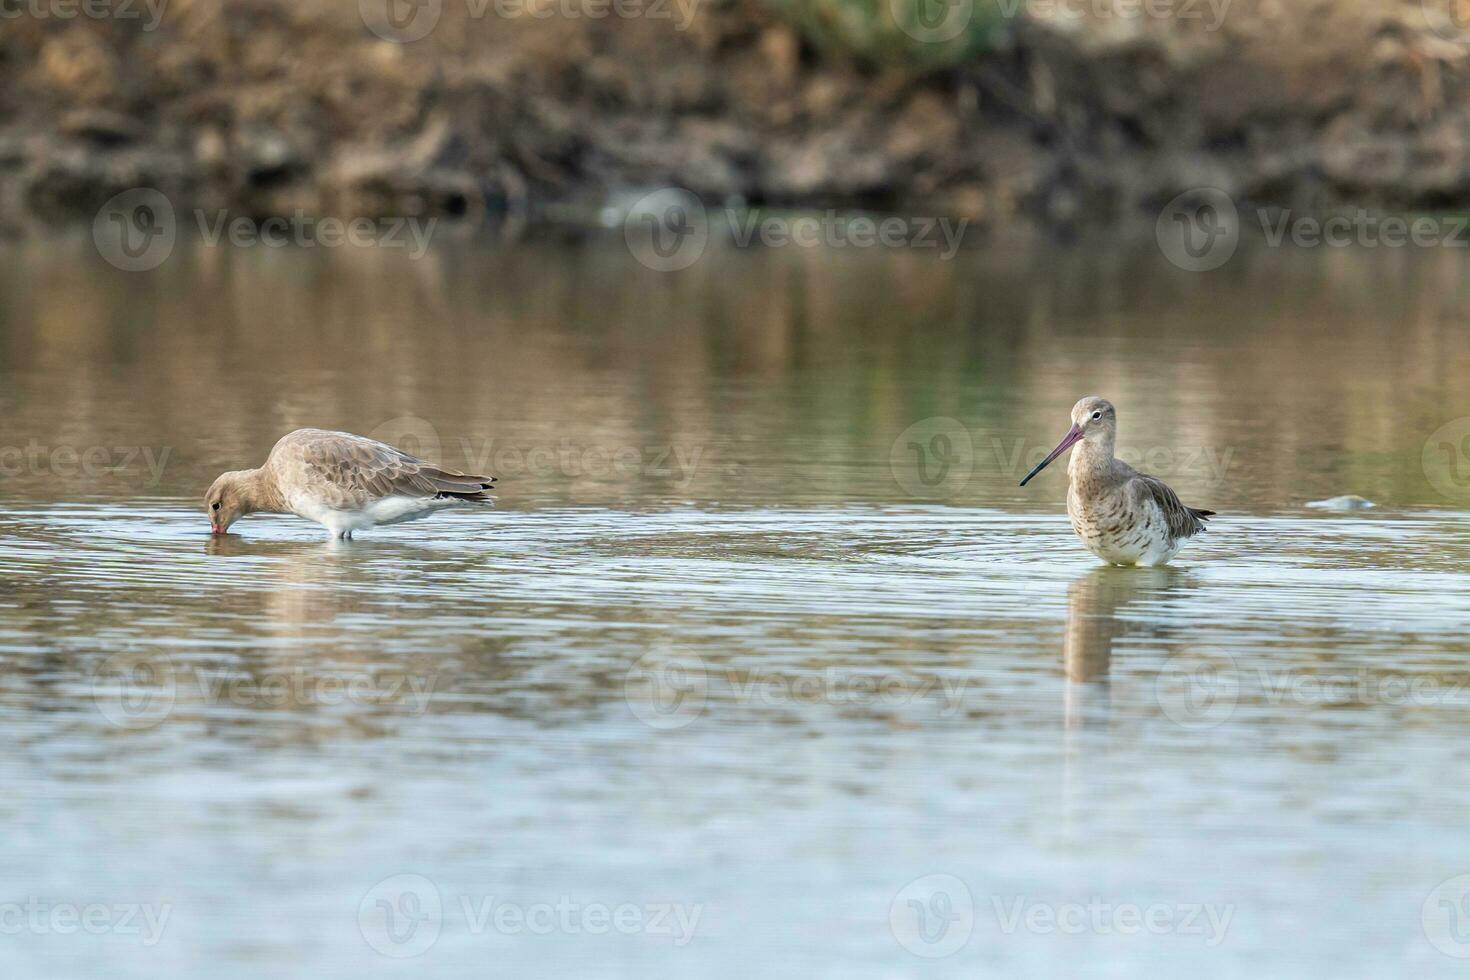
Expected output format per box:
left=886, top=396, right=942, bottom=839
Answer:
left=212, top=502, right=221, bottom=511
left=1091, top=411, right=1102, bottom=420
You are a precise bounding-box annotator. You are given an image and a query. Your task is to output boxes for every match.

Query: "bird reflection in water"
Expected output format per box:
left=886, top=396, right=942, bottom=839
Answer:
left=1059, top=565, right=1188, bottom=840
left=1063, top=565, right=1186, bottom=726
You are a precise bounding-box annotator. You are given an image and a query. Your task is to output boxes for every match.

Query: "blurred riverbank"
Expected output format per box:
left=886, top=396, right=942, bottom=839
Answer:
left=2, top=0, right=1469, bottom=233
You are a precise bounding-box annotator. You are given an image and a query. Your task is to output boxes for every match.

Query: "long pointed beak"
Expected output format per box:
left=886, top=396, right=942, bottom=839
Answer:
left=1019, top=423, right=1084, bottom=487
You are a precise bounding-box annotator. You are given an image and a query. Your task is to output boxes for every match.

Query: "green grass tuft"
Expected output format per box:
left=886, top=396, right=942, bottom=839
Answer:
left=762, top=0, right=1012, bottom=73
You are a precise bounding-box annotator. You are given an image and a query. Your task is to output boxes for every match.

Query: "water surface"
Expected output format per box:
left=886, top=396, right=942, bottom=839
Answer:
left=2, top=234, right=1470, bottom=977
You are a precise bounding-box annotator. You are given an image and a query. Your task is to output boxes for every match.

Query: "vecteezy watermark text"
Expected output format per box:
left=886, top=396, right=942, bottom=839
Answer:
left=358, top=0, right=700, bottom=43
left=92, top=189, right=438, bottom=272
left=888, top=0, right=1231, bottom=46
left=0, top=898, right=171, bottom=945
left=1257, top=211, right=1470, bottom=250
left=0, top=442, right=171, bottom=486
left=457, top=440, right=703, bottom=487
left=366, top=416, right=706, bottom=490
left=195, top=212, right=436, bottom=258
left=357, top=874, right=704, bottom=958
left=1155, top=652, right=1470, bottom=730
left=727, top=211, right=967, bottom=257
left=989, top=896, right=1233, bottom=946
left=887, top=874, right=1233, bottom=959
left=0, top=0, right=167, bottom=29
left=995, top=0, right=1231, bottom=29
left=91, top=653, right=441, bottom=730
left=623, top=189, right=970, bottom=271
left=1157, top=189, right=1470, bottom=271
left=889, top=417, right=1235, bottom=496
left=624, top=650, right=968, bottom=729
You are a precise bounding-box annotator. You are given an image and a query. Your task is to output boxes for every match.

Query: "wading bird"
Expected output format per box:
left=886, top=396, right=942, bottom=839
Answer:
left=206, top=429, right=496, bottom=540
left=1019, top=397, right=1213, bottom=566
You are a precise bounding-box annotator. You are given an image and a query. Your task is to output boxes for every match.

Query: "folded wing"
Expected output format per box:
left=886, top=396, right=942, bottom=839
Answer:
left=284, top=429, right=496, bottom=506
left=1130, top=473, right=1210, bottom=541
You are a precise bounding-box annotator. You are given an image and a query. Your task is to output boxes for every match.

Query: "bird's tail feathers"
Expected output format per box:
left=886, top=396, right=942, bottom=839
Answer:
left=426, top=467, right=497, bottom=503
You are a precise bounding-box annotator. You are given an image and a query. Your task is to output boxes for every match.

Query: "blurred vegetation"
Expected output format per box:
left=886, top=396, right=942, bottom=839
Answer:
left=761, top=0, right=1011, bottom=72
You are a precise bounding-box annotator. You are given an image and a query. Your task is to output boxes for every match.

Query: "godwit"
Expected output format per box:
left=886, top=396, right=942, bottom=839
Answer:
left=205, top=428, right=496, bottom=539
left=1019, top=397, right=1213, bottom=566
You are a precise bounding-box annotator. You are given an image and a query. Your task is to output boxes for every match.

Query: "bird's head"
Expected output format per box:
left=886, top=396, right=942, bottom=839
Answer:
left=1019, top=396, right=1116, bottom=487
left=205, top=471, right=251, bottom=534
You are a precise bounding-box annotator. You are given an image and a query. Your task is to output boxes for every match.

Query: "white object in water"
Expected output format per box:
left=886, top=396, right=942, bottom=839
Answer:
left=1306, top=495, right=1376, bottom=510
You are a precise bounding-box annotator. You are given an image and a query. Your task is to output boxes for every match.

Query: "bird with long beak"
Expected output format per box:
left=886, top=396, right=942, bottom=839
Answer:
left=1019, top=396, right=1214, bottom=566
left=205, top=428, right=496, bottom=540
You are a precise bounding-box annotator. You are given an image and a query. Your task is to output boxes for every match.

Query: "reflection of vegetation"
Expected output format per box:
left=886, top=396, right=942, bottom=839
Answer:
left=762, top=0, right=1010, bottom=72
left=4, top=238, right=1470, bottom=511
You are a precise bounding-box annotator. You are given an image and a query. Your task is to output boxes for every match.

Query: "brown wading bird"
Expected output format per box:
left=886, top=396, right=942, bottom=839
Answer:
left=205, top=429, right=496, bottom=540
left=1019, top=397, right=1213, bottom=566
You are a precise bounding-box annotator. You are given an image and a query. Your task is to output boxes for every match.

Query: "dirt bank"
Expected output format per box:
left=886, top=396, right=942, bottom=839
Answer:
left=1, top=0, right=1468, bottom=233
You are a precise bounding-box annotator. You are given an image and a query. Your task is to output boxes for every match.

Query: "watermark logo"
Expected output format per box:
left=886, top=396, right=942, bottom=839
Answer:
left=93, top=188, right=176, bottom=272
left=1423, top=417, right=1470, bottom=503
left=1155, top=651, right=1238, bottom=729
left=1156, top=188, right=1239, bottom=272
left=890, top=874, right=974, bottom=958
left=359, top=874, right=443, bottom=958
left=359, top=0, right=442, bottom=41
left=368, top=415, right=445, bottom=472
left=890, top=417, right=975, bottom=496
left=889, top=0, right=974, bottom=43
left=91, top=652, right=178, bottom=730
left=624, top=649, right=708, bottom=730
left=624, top=188, right=709, bottom=272
left=1422, top=0, right=1470, bottom=43
left=1424, top=874, right=1470, bottom=958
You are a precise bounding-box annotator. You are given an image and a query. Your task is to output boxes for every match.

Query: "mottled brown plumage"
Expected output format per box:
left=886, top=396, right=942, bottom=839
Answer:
left=206, top=428, right=496, bottom=539
left=1020, top=397, right=1213, bottom=566
left=280, top=430, right=494, bottom=506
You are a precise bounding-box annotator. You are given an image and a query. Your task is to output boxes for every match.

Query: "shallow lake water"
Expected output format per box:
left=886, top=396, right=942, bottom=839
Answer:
left=2, top=232, right=1470, bottom=977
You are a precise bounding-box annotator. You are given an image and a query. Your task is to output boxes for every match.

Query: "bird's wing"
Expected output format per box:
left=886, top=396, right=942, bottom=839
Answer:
left=1130, top=473, right=1208, bottom=540
left=281, top=430, right=495, bottom=505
